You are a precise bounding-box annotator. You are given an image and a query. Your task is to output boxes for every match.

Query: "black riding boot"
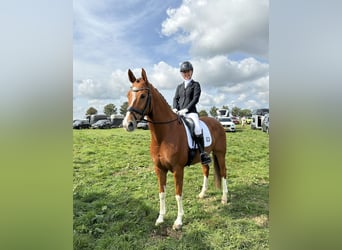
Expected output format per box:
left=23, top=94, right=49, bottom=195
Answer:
left=195, top=133, right=211, bottom=164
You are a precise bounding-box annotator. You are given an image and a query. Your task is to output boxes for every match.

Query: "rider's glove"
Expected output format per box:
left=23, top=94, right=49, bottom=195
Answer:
left=177, top=108, right=188, bottom=116
left=172, top=108, right=178, bottom=113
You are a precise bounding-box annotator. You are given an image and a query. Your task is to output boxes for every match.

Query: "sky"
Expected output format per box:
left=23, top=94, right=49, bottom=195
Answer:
left=73, top=0, right=269, bottom=119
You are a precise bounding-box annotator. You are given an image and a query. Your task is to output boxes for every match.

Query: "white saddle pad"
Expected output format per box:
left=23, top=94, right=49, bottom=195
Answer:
left=182, top=120, right=212, bottom=149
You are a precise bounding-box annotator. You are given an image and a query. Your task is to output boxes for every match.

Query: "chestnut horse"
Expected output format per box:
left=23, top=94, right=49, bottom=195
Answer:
left=123, top=68, right=228, bottom=230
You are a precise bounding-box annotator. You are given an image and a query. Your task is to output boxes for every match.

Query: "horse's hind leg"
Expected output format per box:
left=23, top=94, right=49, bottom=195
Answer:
left=198, top=164, right=209, bottom=198
left=155, top=167, right=167, bottom=226
left=214, top=153, right=228, bottom=204
left=221, top=176, right=228, bottom=204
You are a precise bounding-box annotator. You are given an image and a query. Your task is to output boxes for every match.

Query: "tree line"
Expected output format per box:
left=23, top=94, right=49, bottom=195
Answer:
left=86, top=102, right=129, bottom=117
left=86, top=103, right=252, bottom=118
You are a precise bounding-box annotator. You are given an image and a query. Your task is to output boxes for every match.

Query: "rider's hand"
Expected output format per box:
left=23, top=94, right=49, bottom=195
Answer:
left=177, top=108, right=188, bottom=116
left=172, top=108, right=178, bottom=113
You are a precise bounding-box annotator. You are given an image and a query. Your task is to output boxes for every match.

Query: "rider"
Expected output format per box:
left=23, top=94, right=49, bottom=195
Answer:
left=172, top=61, right=211, bottom=165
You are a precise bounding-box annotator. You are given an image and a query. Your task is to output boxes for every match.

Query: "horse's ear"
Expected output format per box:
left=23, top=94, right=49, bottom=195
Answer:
left=128, top=69, right=136, bottom=83
left=141, top=68, right=148, bottom=83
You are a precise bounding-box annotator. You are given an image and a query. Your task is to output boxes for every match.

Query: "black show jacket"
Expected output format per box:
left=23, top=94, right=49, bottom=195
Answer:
left=173, top=80, right=201, bottom=114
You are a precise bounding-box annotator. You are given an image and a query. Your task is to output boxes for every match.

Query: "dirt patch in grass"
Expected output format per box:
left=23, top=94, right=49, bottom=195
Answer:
left=150, top=224, right=183, bottom=240
left=252, top=214, right=268, bottom=227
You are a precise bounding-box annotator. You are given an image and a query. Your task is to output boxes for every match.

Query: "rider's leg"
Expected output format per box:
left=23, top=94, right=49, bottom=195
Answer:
left=187, top=113, right=211, bottom=164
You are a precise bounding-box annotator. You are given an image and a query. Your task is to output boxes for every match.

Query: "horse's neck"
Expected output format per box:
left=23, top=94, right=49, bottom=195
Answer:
left=148, top=86, right=178, bottom=143
left=149, top=86, right=174, bottom=120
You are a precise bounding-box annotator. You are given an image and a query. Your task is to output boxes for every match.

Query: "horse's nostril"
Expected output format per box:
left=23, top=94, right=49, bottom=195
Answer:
left=128, top=122, right=135, bottom=131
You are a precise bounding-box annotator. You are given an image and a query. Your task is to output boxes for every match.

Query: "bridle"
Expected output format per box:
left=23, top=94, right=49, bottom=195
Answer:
left=127, top=86, right=181, bottom=125
left=127, top=87, right=151, bottom=119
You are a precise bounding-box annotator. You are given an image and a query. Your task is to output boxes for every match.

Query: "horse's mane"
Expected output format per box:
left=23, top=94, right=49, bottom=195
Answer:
left=149, top=83, right=171, bottom=109
left=135, top=76, right=172, bottom=111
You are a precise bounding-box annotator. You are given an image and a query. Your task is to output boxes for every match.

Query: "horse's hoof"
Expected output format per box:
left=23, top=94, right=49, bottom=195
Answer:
left=155, top=216, right=164, bottom=226
left=198, top=193, right=205, bottom=199
left=172, top=223, right=182, bottom=231
left=221, top=198, right=228, bottom=204
left=155, top=221, right=163, bottom=226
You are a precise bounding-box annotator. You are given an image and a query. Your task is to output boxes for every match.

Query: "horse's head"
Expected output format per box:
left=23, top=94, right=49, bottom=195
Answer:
left=123, top=68, right=151, bottom=132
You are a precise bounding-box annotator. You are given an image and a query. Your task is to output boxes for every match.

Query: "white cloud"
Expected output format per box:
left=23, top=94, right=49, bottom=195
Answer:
left=237, top=93, right=247, bottom=102
left=73, top=57, right=268, bottom=118
left=162, top=0, right=269, bottom=58
left=73, top=0, right=269, bottom=119
left=150, top=61, right=180, bottom=89
left=193, top=56, right=268, bottom=87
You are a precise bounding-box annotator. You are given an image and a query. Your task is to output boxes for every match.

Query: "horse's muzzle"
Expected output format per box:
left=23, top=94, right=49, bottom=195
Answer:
left=123, top=113, right=137, bottom=132
left=126, top=121, right=136, bottom=132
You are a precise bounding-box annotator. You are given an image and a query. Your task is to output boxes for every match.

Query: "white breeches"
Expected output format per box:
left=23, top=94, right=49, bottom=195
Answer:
left=185, top=112, right=201, bottom=135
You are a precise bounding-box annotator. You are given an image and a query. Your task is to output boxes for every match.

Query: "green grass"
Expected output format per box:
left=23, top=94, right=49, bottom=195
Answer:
left=73, top=125, right=269, bottom=249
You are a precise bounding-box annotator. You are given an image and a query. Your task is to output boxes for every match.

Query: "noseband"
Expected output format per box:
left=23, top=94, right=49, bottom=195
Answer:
left=127, top=87, right=151, bottom=120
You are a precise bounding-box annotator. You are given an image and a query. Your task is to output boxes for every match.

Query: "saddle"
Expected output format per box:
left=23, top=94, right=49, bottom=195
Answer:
left=181, top=117, right=212, bottom=166
left=182, top=117, right=196, bottom=141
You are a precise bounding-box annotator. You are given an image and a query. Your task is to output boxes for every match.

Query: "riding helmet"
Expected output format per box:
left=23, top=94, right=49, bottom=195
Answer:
left=180, top=61, right=193, bottom=72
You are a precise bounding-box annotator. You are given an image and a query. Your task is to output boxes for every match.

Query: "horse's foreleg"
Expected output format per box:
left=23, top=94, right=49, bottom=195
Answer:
left=198, top=165, right=209, bottom=198
left=155, top=167, right=167, bottom=226
left=155, top=192, right=166, bottom=225
left=173, top=170, right=184, bottom=230
left=173, top=195, right=184, bottom=230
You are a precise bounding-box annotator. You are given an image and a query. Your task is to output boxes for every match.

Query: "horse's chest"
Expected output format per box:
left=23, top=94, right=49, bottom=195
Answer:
left=150, top=144, right=176, bottom=167
left=151, top=150, right=167, bottom=164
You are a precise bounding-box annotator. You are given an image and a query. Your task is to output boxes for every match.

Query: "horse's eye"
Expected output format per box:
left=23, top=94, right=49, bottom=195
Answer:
left=141, top=94, right=146, bottom=99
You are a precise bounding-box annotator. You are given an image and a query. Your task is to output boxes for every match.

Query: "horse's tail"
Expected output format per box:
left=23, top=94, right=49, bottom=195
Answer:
left=213, top=153, right=222, bottom=189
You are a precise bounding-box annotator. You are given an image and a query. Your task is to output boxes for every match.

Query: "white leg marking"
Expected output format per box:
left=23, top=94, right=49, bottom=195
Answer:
left=198, top=176, right=208, bottom=198
left=155, top=191, right=166, bottom=226
left=173, top=195, right=184, bottom=230
left=221, top=177, right=228, bottom=204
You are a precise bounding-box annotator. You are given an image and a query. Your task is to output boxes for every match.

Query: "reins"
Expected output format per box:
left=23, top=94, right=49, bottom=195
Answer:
left=143, top=115, right=182, bottom=125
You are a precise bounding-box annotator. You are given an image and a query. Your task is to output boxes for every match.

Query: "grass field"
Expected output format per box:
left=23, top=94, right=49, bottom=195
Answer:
left=73, top=125, right=269, bottom=249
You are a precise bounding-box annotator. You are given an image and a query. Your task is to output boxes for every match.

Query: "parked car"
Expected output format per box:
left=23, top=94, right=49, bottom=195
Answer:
left=231, top=116, right=240, bottom=125
left=91, top=119, right=112, bottom=129
left=137, top=120, right=149, bottom=130
left=73, top=119, right=90, bottom=129
left=217, top=117, right=236, bottom=132
left=261, top=113, right=269, bottom=133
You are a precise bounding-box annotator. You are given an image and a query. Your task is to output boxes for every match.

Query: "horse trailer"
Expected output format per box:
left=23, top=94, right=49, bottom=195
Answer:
left=216, top=108, right=229, bottom=118
left=251, top=108, right=269, bottom=130
left=110, top=114, right=124, bottom=128
left=87, top=114, right=109, bottom=125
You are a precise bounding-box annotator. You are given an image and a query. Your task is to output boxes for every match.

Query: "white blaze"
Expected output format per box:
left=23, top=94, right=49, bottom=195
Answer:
left=122, top=91, right=137, bottom=130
